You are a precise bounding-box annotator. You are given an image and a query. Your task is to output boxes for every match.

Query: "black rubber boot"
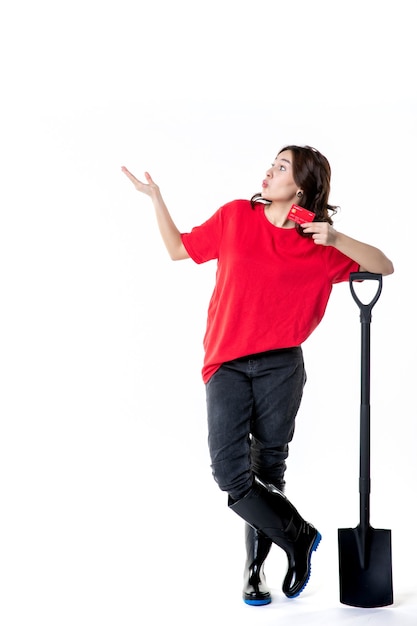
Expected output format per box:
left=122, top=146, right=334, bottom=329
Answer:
left=243, top=524, right=272, bottom=605
left=229, top=477, right=321, bottom=599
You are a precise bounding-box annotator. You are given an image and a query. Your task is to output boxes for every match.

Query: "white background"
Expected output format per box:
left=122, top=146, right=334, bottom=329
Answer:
left=0, top=1, right=416, bottom=624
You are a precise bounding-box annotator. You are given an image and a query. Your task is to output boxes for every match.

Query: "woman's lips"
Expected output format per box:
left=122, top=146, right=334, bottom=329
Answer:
left=262, top=180, right=268, bottom=188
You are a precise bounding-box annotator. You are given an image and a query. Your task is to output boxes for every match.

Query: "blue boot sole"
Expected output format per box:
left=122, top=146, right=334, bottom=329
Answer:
left=287, top=530, right=322, bottom=599
left=244, top=597, right=272, bottom=606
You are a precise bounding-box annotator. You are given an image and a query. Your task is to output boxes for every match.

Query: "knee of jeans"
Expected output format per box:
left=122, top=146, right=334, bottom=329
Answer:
left=251, top=462, right=287, bottom=491
left=211, top=462, right=252, bottom=501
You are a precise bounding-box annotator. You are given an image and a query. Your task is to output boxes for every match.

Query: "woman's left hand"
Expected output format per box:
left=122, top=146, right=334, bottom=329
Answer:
left=301, top=222, right=337, bottom=246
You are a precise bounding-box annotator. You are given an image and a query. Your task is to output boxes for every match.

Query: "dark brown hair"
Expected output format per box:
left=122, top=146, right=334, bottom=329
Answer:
left=251, top=145, right=338, bottom=236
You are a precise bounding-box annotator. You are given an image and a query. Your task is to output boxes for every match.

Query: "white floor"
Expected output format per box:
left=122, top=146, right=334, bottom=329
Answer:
left=1, top=366, right=415, bottom=626
left=3, top=461, right=416, bottom=626
left=159, top=507, right=417, bottom=626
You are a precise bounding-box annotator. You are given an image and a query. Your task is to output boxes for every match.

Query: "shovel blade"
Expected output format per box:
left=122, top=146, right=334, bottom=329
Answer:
left=338, top=526, right=393, bottom=608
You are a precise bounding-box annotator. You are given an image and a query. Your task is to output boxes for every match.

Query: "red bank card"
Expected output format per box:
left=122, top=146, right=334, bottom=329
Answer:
left=287, top=204, right=315, bottom=224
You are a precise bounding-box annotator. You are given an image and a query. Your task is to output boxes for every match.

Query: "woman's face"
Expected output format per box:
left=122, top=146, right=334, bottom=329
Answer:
left=261, top=150, right=299, bottom=203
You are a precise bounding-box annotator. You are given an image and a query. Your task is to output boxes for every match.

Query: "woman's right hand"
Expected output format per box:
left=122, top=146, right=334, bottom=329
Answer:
left=121, top=166, right=160, bottom=198
left=121, top=165, right=189, bottom=260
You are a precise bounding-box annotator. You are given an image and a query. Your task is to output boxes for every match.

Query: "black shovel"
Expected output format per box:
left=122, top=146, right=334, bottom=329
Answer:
left=338, top=272, right=393, bottom=608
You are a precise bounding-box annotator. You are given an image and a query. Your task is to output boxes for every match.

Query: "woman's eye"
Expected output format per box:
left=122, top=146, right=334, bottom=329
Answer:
left=280, top=165, right=286, bottom=171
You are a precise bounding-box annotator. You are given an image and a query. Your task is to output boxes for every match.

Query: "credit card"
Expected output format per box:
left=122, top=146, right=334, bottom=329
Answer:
left=287, top=204, right=315, bottom=224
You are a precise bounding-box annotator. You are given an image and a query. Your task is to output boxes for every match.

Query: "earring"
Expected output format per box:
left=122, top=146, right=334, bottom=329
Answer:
left=296, top=191, right=303, bottom=198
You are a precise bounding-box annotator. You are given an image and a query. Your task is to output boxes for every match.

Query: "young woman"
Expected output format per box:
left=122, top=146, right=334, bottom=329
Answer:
left=121, top=145, right=394, bottom=606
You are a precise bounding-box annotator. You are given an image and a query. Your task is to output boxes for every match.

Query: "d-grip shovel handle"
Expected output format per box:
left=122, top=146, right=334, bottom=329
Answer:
left=349, top=272, right=383, bottom=323
left=339, top=273, right=393, bottom=608
left=349, top=272, right=383, bottom=532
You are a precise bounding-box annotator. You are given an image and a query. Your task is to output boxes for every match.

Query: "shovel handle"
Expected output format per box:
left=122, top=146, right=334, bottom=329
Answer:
left=349, top=272, right=383, bottom=324
left=349, top=272, right=383, bottom=530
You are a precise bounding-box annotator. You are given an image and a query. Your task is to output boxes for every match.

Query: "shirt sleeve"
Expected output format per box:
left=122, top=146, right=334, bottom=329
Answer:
left=180, top=204, right=225, bottom=264
left=325, top=246, right=360, bottom=283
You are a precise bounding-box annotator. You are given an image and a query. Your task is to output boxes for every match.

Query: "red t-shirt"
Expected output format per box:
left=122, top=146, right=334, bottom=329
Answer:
left=181, top=199, right=359, bottom=383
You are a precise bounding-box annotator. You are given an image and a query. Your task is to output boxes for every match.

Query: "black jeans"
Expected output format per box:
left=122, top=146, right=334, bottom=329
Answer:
left=205, top=348, right=306, bottom=501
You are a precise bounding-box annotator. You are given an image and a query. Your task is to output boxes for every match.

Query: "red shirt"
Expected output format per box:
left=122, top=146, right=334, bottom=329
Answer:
left=181, top=200, right=359, bottom=383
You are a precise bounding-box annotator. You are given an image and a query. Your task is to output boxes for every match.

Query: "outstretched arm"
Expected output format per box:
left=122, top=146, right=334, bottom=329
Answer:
left=301, top=222, right=394, bottom=276
left=121, top=166, right=190, bottom=261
